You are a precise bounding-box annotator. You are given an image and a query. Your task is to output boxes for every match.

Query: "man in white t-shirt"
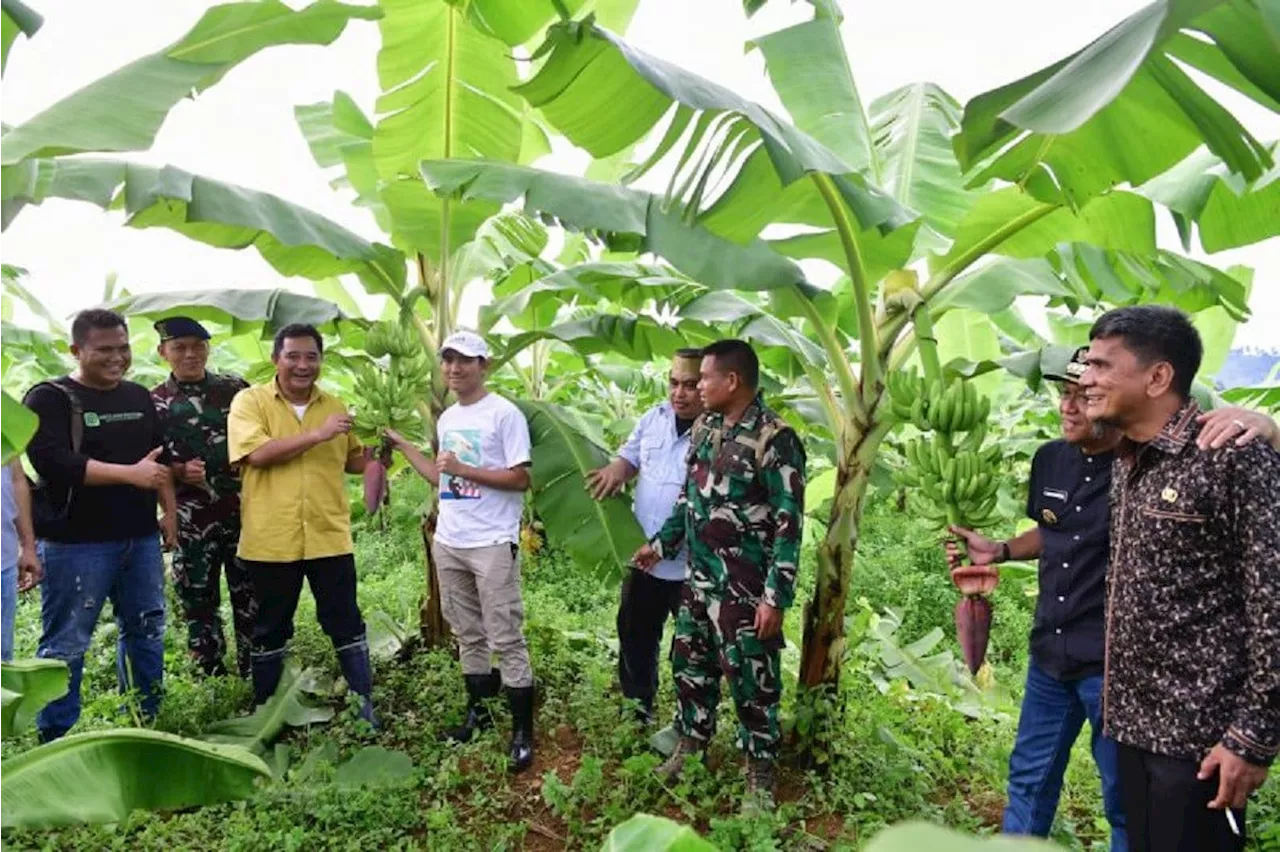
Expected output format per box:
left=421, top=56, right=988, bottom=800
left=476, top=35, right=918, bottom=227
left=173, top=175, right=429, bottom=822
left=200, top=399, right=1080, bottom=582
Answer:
left=385, top=330, right=536, bottom=772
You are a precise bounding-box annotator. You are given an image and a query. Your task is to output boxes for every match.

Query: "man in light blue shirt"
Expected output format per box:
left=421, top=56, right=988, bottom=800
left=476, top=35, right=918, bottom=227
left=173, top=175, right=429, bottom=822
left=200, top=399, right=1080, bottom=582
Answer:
left=587, top=349, right=704, bottom=723
left=3, top=460, right=42, bottom=661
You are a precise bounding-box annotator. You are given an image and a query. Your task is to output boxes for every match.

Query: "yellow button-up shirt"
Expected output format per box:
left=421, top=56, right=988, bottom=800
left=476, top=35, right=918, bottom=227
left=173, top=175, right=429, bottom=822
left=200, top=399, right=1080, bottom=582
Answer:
left=228, top=381, right=362, bottom=562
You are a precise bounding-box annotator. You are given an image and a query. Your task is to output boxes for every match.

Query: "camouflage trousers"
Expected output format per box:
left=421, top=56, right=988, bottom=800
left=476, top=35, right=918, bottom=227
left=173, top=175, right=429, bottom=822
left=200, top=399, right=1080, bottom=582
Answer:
left=172, top=518, right=256, bottom=677
left=671, top=582, right=783, bottom=760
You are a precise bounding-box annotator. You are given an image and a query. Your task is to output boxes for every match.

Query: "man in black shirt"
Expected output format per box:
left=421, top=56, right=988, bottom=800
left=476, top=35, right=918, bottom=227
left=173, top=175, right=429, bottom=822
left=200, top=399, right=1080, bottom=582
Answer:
left=23, top=309, right=176, bottom=742
left=948, top=348, right=1276, bottom=850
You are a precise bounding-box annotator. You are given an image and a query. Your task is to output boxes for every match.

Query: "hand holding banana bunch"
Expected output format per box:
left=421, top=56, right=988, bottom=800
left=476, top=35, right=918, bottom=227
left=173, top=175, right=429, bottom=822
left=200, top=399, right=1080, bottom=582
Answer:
left=354, top=321, right=430, bottom=519
left=887, top=365, right=1002, bottom=676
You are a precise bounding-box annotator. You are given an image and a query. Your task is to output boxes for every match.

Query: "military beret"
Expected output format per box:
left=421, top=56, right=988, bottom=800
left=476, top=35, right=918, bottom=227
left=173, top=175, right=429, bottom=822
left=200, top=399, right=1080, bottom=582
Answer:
left=154, top=316, right=211, bottom=342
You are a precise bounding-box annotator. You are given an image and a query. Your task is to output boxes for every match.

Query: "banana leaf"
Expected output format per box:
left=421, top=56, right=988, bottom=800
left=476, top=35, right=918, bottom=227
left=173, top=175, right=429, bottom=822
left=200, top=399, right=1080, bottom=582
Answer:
left=1, top=390, right=38, bottom=465
left=0, top=0, right=42, bottom=74
left=865, top=821, right=1055, bottom=851
left=516, top=400, right=647, bottom=584
left=1, top=658, right=68, bottom=737
left=201, top=663, right=334, bottom=754
left=602, top=814, right=717, bottom=851
left=0, top=729, right=271, bottom=828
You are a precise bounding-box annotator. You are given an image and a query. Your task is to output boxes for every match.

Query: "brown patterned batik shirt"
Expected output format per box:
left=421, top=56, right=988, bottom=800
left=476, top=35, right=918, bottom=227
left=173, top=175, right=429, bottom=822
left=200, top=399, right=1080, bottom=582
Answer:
left=1104, top=400, right=1280, bottom=766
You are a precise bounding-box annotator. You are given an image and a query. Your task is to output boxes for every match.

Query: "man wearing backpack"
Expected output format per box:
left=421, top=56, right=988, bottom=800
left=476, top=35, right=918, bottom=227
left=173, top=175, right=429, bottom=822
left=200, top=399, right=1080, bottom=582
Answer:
left=23, top=309, right=176, bottom=742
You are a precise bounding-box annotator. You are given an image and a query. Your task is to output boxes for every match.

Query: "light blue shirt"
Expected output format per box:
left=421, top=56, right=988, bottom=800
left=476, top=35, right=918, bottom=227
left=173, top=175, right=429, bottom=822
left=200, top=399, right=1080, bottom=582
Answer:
left=2, top=467, right=17, bottom=571
left=618, top=402, right=692, bottom=582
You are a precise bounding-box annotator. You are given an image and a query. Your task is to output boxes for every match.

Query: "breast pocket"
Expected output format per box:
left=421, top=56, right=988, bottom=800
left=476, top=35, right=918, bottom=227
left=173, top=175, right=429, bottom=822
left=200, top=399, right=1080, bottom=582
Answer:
left=643, top=434, right=686, bottom=485
left=1136, top=505, right=1218, bottom=587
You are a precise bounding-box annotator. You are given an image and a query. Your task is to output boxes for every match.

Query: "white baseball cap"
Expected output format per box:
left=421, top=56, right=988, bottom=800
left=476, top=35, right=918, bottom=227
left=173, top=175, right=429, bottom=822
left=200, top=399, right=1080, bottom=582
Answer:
left=439, top=330, right=489, bottom=359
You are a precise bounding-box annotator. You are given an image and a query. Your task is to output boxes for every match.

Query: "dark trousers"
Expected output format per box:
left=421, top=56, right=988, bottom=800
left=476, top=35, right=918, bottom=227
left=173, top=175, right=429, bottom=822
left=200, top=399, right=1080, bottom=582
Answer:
left=1117, top=743, right=1246, bottom=852
left=616, top=568, right=683, bottom=713
left=242, top=554, right=366, bottom=655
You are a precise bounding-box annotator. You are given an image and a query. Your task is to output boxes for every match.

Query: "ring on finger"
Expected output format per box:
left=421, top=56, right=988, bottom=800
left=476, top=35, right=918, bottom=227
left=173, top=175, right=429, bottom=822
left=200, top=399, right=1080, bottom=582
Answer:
left=1232, top=419, right=1246, bottom=429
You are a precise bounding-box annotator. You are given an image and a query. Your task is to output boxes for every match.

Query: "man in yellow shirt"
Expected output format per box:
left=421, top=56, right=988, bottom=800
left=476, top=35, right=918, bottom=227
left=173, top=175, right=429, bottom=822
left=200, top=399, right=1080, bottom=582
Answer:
left=228, top=323, right=378, bottom=728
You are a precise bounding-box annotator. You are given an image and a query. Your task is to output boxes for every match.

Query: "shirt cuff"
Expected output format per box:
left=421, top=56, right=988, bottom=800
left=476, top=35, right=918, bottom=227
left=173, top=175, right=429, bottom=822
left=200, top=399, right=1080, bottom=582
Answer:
left=1223, top=726, right=1278, bottom=767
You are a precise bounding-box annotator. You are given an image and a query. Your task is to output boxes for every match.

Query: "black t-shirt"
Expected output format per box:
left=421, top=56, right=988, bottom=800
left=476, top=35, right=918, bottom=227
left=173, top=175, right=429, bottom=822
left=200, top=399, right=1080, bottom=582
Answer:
left=1025, top=439, right=1114, bottom=681
left=23, top=377, right=166, bottom=543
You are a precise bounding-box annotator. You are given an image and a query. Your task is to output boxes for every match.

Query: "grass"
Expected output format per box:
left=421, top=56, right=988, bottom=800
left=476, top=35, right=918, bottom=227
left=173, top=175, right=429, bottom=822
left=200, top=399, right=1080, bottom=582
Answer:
left=3, top=475, right=1277, bottom=850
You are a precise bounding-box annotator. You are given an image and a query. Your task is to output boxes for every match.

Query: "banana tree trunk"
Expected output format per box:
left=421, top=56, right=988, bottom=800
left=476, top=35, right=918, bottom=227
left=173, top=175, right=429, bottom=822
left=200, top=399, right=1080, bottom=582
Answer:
left=798, top=413, right=891, bottom=687
left=418, top=503, right=451, bottom=645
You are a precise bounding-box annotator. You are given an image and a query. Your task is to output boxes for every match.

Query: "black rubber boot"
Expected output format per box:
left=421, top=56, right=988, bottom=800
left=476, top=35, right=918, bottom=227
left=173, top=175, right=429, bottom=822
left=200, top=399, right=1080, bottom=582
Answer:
left=336, top=641, right=380, bottom=731
left=440, top=669, right=500, bottom=744
left=251, top=649, right=285, bottom=706
left=506, top=684, right=535, bottom=773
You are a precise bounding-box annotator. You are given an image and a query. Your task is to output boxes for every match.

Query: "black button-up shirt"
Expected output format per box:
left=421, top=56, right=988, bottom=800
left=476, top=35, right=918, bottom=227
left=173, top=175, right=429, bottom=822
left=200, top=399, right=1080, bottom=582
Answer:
left=1026, top=439, right=1113, bottom=681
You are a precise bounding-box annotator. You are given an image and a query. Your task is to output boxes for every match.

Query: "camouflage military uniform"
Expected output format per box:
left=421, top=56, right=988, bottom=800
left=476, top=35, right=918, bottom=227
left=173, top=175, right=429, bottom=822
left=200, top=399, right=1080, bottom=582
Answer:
left=651, top=396, right=805, bottom=760
left=152, top=372, right=256, bottom=677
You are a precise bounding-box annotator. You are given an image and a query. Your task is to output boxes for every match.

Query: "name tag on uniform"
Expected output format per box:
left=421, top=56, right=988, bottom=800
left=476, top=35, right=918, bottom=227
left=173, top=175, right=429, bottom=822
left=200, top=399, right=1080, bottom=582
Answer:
left=1043, top=488, right=1068, bottom=501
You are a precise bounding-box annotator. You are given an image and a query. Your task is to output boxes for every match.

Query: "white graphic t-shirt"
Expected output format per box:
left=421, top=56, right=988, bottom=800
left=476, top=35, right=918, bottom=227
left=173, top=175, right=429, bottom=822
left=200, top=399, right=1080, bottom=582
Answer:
left=434, top=392, right=531, bottom=549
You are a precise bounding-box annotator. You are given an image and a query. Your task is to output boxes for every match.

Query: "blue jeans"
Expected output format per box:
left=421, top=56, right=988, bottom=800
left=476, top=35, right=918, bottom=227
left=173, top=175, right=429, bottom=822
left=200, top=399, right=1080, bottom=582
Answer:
left=1004, top=658, right=1128, bottom=851
left=2, top=564, right=16, bottom=661
left=35, top=536, right=166, bottom=739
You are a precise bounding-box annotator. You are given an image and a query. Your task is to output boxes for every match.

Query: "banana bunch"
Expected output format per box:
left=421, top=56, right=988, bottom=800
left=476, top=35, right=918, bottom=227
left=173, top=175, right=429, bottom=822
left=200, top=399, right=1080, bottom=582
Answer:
left=364, top=320, right=421, bottom=360
left=896, top=438, right=1002, bottom=529
left=352, top=330, right=430, bottom=439
left=886, top=368, right=990, bottom=434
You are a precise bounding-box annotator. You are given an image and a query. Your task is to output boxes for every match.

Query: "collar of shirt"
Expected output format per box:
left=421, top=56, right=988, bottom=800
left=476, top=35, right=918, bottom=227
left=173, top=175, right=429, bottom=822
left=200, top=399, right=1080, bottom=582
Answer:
left=1120, top=399, right=1200, bottom=460
left=270, top=379, right=327, bottom=408
left=166, top=371, right=212, bottom=396
left=707, top=394, right=765, bottom=436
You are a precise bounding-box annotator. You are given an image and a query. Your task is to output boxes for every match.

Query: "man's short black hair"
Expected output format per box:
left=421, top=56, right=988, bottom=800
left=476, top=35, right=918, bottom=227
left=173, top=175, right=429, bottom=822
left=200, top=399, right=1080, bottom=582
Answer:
left=70, top=309, right=128, bottom=347
left=272, top=323, right=325, bottom=358
left=702, top=339, right=759, bottom=390
left=1089, top=305, right=1202, bottom=399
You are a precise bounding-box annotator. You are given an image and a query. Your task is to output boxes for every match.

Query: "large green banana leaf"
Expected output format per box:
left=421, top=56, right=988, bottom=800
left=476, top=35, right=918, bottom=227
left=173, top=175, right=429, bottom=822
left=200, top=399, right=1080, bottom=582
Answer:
left=865, top=821, right=1054, bottom=851
left=868, top=83, right=978, bottom=238
left=103, top=289, right=348, bottom=337
left=1, top=658, right=67, bottom=737
left=0, top=0, right=380, bottom=165
left=370, top=0, right=526, bottom=261
left=201, top=663, right=334, bottom=755
left=0, top=0, right=41, bottom=74
left=0, top=158, right=406, bottom=297
left=420, top=160, right=805, bottom=292
left=954, top=0, right=1274, bottom=209
left=0, top=390, right=37, bottom=465
left=499, top=315, right=694, bottom=368
left=513, top=20, right=911, bottom=241
left=0, top=729, right=271, bottom=828
left=294, top=92, right=391, bottom=234
left=933, top=188, right=1157, bottom=272
left=1138, top=147, right=1280, bottom=253
left=746, top=10, right=878, bottom=180
left=515, top=400, right=647, bottom=583
left=601, top=814, right=717, bottom=851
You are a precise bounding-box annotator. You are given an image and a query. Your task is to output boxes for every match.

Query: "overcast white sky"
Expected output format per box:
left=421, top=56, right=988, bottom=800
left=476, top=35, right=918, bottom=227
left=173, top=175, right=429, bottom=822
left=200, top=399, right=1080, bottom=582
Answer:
left=1, top=0, right=1276, bottom=347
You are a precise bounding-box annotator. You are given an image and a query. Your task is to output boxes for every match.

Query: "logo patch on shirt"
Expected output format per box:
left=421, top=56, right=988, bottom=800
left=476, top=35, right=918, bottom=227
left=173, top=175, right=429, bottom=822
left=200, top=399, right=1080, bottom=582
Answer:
left=1042, top=508, right=1059, bottom=525
left=1161, top=487, right=1178, bottom=503
left=1043, top=488, right=1068, bottom=501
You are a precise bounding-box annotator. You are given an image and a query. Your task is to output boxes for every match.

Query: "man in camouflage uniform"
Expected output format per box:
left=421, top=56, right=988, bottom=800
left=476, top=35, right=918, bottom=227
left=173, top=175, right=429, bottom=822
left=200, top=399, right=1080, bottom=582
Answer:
left=633, top=339, right=805, bottom=812
left=151, top=316, right=255, bottom=677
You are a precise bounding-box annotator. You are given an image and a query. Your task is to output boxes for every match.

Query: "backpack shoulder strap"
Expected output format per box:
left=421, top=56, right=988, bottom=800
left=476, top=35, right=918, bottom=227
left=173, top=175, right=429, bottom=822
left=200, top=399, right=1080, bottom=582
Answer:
left=42, top=378, right=85, bottom=454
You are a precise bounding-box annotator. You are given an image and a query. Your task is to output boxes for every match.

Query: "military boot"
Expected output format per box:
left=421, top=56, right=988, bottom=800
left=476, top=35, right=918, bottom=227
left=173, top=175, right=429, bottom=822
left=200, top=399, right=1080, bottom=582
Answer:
left=251, top=648, right=286, bottom=706
left=440, top=669, right=500, bottom=744
left=655, top=736, right=705, bottom=783
left=740, top=757, right=776, bottom=816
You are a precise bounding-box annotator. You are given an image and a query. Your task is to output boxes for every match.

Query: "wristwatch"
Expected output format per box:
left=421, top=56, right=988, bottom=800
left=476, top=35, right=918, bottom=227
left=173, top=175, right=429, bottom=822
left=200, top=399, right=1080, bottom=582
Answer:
left=998, top=541, right=1011, bottom=564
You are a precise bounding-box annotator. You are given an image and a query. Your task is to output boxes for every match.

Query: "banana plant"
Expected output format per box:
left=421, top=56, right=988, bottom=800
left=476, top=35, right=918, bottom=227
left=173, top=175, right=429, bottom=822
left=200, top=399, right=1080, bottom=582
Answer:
left=413, top=0, right=1278, bottom=746
left=0, top=0, right=644, bottom=645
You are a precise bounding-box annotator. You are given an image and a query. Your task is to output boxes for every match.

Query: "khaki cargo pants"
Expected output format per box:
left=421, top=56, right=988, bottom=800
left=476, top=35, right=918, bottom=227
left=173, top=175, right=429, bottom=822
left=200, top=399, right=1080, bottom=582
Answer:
left=432, top=541, right=534, bottom=688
